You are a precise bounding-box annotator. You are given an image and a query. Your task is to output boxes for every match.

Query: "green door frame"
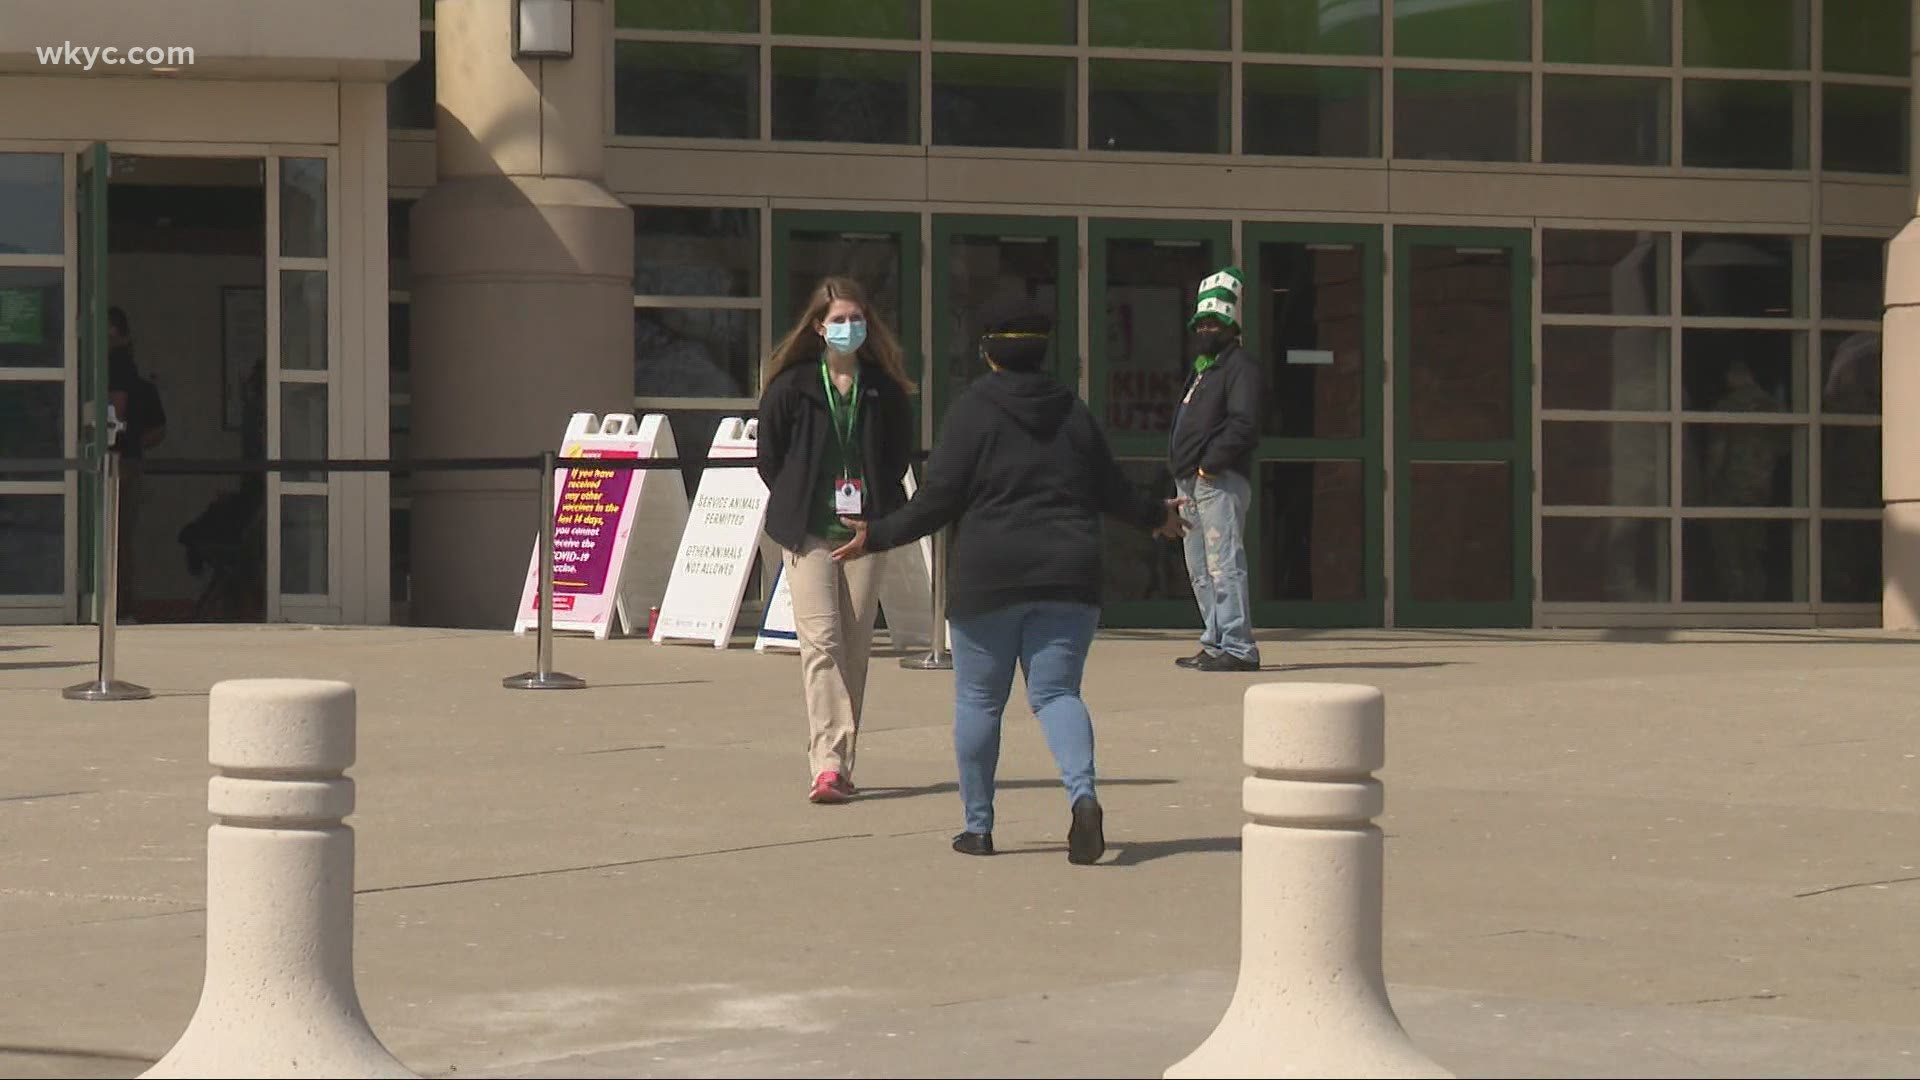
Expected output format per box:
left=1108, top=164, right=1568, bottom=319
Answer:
left=1391, top=225, right=1534, bottom=627
left=770, top=208, right=924, bottom=402
left=75, top=142, right=109, bottom=621
left=1239, top=221, right=1386, bottom=628
left=928, top=214, right=1078, bottom=440
left=1087, top=217, right=1232, bottom=629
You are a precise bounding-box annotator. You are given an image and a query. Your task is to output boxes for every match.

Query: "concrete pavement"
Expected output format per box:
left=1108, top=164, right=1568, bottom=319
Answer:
left=2, top=623, right=1917, bottom=1078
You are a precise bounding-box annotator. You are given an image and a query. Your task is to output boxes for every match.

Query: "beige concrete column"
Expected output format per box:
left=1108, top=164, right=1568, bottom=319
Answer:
left=409, top=0, right=633, bottom=628
left=1883, top=2, right=1920, bottom=628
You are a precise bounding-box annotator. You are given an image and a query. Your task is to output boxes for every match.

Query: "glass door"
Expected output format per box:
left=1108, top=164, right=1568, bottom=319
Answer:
left=1242, top=223, right=1385, bottom=627
left=74, top=142, right=108, bottom=621
left=930, top=215, right=1076, bottom=438
left=1088, top=218, right=1233, bottom=628
left=269, top=151, right=338, bottom=621
left=1392, top=226, right=1533, bottom=626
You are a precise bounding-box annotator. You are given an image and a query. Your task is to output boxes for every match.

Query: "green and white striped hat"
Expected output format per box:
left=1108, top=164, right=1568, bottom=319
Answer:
left=1189, top=265, right=1245, bottom=329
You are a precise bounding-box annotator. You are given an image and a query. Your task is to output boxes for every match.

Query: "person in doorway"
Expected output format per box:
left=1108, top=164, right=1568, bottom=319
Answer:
left=1169, top=268, right=1263, bottom=672
left=756, top=276, right=917, bottom=805
left=830, top=299, right=1187, bottom=862
left=106, top=307, right=166, bottom=620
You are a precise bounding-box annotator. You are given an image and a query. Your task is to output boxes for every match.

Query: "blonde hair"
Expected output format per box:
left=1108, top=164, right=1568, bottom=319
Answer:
left=762, top=275, right=917, bottom=394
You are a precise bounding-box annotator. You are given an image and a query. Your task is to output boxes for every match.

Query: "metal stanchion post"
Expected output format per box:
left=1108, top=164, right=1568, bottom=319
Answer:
left=504, top=450, right=585, bottom=690
left=65, top=448, right=151, bottom=702
left=900, top=527, right=952, bottom=670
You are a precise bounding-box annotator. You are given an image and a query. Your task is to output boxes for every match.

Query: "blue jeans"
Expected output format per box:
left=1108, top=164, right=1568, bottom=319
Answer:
left=1177, top=471, right=1259, bottom=664
left=948, top=601, right=1100, bottom=835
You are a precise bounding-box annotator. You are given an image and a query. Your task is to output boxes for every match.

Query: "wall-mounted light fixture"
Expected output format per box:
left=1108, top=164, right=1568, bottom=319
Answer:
left=514, top=0, right=574, bottom=59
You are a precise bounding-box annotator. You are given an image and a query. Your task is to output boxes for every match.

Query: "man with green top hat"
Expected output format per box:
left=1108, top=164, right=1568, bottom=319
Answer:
left=1168, top=267, right=1262, bottom=672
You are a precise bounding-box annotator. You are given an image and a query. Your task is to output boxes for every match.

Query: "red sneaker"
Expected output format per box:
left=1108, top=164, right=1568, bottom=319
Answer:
left=809, top=771, right=850, bottom=804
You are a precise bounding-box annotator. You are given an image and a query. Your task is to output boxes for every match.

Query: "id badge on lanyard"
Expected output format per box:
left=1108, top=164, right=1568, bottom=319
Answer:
left=824, top=362, right=864, bottom=515
left=835, top=477, right=865, bottom=515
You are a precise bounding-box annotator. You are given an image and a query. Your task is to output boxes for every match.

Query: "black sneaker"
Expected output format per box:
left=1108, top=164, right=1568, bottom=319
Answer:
left=1067, top=797, right=1105, bottom=865
left=1195, top=652, right=1261, bottom=673
left=1175, top=650, right=1212, bottom=669
left=952, top=831, right=994, bottom=856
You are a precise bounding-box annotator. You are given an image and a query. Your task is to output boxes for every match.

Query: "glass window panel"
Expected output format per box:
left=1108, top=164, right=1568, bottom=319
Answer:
left=1822, top=425, right=1882, bottom=509
left=1825, top=0, right=1909, bottom=75
left=388, top=199, right=413, bottom=292
left=1682, top=519, right=1806, bottom=601
left=1681, top=233, right=1805, bottom=317
left=280, top=158, right=327, bottom=260
left=1542, top=327, right=1671, bottom=411
left=1543, top=0, right=1670, bottom=65
left=1244, top=66, right=1381, bottom=158
left=1542, top=517, right=1670, bottom=602
left=1408, top=462, right=1514, bottom=603
left=1543, top=76, right=1670, bottom=166
left=933, top=53, right=1076, bottom=150
left=772, top=0, right=917, bottom=38
left=1683, top=79, right=1807, bottom=170
left=1407, top=244, right=1513, bottom=441
left=1682, top=423, right=1805, bottom=506
left=0, top=268, right=64, bottom=368
left=1392, top=70, right=1529, bottom=162
left=1090, top=0, right=1228, bottom=49
left=387, top=32, right=436, bottom=132
left=617, top=0, right=756, bottom=31
left=1101, top=236, right=1216, bottom=436
left=941, top=234, right=1062, bottom=411
left=281, top=382, right=329, bottom=482
left=1089, top=60, right=1229, bottom=153
left=615, top=42, right=758, bottom=139
left=1543, top=231, right=1670, bottom=316
left=1683, top=0, right=1808, bottom=69
left=1395, top=0, right=1529, bottom=61
left=934, top=0, right=1075, bottom=45
left=1681, top=330, right=1806, bottom=412
left=1823, top=84, right=1909, bottom=175
left=1823, top=519, right=1882, bottom=603
left=1822, top=331, right=1881, bottom=415
left=280, top=494, right=328, bottom=595
left=280, top=270, right=328, bottom=372
left=1256, top=239, right=1368, bottom=438
left=1101, top=459, right=1189, bottom=604
left=0, top=381, right=63, bottom=482
left=1244, top=0, right=1380, bottom=55
left=388, top=301, right=411, bottom=398
left=1258, top=460, right=1366, bottom=602
left=785, top=229, right=905, bottom=333
left=1543, top=421, right=1670, bottom=506
left=0, top=495, right=62, bottom=595
left=632, top=206, right=759, bottom=297
left=0, top=153, right=63, bottom=256
left=772, top=47, right=918, bottom=144
left=634, top=307, right=759, bottom=398
left=1822, top=236, right=1886, bottom=321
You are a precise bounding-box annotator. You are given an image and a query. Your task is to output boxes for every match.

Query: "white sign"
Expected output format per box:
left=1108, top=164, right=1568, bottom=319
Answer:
left=653, top=418, right=769, bottom=648
left=513, top=412, right=689, bottom=640
left=753, top=562, right=800, bottom=652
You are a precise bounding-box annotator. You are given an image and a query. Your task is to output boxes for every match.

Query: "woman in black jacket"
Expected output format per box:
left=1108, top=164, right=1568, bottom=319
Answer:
left=832, top=300, right=1185, bottom=862
left=756, top=276, right=917, bottom=805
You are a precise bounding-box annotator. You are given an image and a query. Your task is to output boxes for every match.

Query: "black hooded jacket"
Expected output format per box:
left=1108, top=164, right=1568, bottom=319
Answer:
left=864, top=369, right=1169, bottom=618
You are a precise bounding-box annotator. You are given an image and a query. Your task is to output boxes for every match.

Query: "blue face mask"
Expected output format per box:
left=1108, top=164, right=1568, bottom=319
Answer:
left=823, top=319, right=867, bottom=355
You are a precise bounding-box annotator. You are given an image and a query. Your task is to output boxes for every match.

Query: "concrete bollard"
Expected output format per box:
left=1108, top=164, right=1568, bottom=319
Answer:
left=1166, top=683, right=1451, bottom=1079
left=142, top=679, right=415, bottom=1079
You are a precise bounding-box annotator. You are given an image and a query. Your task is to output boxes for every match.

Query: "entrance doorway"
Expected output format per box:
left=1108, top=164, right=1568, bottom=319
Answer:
left=103, top=154, right=268, bottom=622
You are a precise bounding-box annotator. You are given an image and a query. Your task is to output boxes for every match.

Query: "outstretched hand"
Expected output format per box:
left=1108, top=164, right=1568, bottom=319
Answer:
left=1154, top=497, right=1190, bottom=541
left=830, top=518, right=871, bottom=561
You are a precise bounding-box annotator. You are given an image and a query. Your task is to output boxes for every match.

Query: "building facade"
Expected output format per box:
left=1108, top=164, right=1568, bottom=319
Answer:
left=2, top=0, right=1914, bottom=631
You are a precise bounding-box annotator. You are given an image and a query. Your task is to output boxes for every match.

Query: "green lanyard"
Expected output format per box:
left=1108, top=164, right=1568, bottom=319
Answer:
left=820, top=361, right=861, bottom=470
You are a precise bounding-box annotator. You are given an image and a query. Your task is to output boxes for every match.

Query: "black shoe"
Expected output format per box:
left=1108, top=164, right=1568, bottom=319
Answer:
left=1195, top=652, right=1261, bottom=672
left=952, top=831, right=994, bottom=856
left=1175, top=650, right=1212, bottom=669
left=1067, top=797, right=1105, bottom=865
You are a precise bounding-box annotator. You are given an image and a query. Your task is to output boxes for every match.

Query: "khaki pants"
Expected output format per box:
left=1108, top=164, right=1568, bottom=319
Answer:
left=785, top=536, right=881, bottom=781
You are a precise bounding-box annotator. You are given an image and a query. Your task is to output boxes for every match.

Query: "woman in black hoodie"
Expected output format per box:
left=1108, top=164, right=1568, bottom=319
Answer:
left=832, top=300, right=1185, bottom=863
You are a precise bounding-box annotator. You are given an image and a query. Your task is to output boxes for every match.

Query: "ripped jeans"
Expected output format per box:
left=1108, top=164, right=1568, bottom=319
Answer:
left=1176, top=470, right=1259, bottom=665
